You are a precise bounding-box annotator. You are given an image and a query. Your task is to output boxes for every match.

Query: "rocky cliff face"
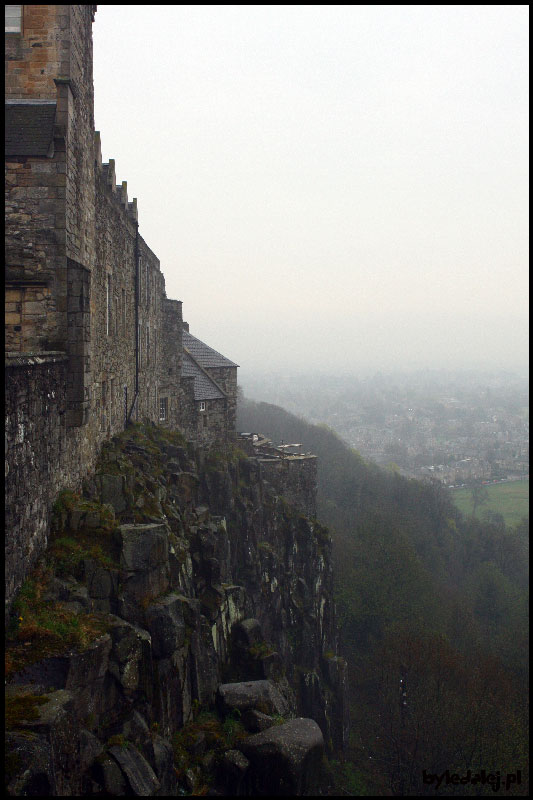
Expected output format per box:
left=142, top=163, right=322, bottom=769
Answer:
left=5, top=423, right=348, bottom=796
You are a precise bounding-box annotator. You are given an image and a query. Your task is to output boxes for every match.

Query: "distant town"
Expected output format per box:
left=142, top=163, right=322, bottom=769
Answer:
left=242, top=369, right=529, bottom=487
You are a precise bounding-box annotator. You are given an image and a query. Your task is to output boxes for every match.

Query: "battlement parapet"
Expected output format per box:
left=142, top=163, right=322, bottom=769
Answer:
left=238, top=432, right=318, bottom=518
left=97, top=136, right=139, bottom=224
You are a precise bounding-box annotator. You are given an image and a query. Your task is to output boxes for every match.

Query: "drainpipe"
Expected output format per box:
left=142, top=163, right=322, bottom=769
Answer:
left=126, top=220, right=139, bottom=423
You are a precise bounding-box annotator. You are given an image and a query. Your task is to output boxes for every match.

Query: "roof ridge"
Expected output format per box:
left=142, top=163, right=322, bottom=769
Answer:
left=182, top=330, right=239, bottom=368
left=183, top=347, right=228, bottom=398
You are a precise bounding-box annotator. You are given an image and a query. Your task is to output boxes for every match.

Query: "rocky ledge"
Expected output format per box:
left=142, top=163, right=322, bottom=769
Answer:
left=5, top=423, right=348, bottom=796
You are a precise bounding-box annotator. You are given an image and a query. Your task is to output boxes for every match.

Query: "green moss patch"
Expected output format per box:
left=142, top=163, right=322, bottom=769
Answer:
left=6, top=569, right=110, bottom=680
left=172, top=708, right=249, bottom=791
left=5, top=693, right=48, bottom=730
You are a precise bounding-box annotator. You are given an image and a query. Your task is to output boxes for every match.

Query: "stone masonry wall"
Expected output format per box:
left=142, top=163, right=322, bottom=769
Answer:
left=6, top=355, right=67, bottom=608
left=160, top=299, right=183, bottom=429
left=93, top=161, right=137, bottom=435
left=5, top=6, right=66, bottom=100
left=205, top=365, right=238, bottom=433
left=179, top=378, right=229, bottom=447
left=137, top=237, right=167, bottom=423
left=64, top=5, right=96, bottom=272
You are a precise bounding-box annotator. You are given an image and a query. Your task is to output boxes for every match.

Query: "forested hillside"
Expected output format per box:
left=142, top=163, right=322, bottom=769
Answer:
left=238, top=397, right=529, bottom=796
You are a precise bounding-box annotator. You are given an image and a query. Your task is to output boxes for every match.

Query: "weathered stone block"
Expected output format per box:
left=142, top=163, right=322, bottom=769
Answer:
left=239, top=718, right=324, bottom=796
left=118, top=523, right=169, bottom=572
left=216, top=680, right=290, bottom=717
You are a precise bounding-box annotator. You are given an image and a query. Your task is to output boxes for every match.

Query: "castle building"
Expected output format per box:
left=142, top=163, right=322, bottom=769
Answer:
left=5, top=5, right=238, bottom=610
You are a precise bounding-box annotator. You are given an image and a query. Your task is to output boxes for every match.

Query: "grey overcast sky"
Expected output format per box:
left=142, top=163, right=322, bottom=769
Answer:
left=93, top=5, right=529, bottom=378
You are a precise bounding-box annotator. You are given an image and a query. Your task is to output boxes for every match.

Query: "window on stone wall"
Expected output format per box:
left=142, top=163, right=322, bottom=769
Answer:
left=199, top=401, right=206, bottom=412
left=159, top=397, right=168, bottom=422
left=5, top=5, right=22, bottom=32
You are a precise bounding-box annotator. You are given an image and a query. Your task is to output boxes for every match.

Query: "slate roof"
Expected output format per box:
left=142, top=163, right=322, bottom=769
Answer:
left=183, top=330, right=239, bottom=369
left=5, top=100, right=56, bottom=157
left=182, top=352, right=225, bottom=401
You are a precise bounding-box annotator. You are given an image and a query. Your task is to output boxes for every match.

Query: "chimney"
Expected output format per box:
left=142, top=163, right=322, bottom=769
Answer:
left=183, top=321, right=189, bottom=332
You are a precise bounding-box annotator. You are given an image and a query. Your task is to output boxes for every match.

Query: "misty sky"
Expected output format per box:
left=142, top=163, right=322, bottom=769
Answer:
left=93, top=5, right=529, bottom=379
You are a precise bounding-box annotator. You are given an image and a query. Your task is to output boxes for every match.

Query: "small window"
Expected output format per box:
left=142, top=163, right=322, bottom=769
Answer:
left=159, top=397, right=168, bottom=422
left=199, top=401, right=206, bottom=412
left=5, top=5, right=22, bottom=32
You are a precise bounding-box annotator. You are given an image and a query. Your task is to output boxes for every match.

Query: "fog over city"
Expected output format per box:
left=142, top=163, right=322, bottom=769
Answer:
left=93, top=5, right=529, bottom=378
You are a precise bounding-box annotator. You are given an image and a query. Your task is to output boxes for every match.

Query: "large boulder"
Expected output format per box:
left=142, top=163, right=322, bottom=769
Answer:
left=216, top=679, right=289, bottom=717
left=239, top=717, right=324, bottom=796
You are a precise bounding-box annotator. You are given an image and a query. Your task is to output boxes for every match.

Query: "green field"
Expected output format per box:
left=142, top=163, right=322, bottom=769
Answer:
left=450, top=480, right=529, bottom=527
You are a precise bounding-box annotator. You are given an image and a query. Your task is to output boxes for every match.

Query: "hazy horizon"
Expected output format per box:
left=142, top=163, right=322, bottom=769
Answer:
left=93, top=5, right=529, bottom=376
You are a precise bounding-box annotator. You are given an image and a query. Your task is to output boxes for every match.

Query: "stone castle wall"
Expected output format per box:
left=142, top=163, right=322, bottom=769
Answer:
left=5, top=7, right=316, bottom=617
left=159, top=299, right=183, bottom=429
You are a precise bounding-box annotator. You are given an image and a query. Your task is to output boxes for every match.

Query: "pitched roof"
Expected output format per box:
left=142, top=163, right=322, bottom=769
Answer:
left=182, top=352, right=225, bottom=401
left=5, top=100, right=56, bottom=157
left=183, top=330, right=238, bottom=369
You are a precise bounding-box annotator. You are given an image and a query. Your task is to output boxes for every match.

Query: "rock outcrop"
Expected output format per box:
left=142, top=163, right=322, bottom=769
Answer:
left=5, top=423, right=348, bottom=796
